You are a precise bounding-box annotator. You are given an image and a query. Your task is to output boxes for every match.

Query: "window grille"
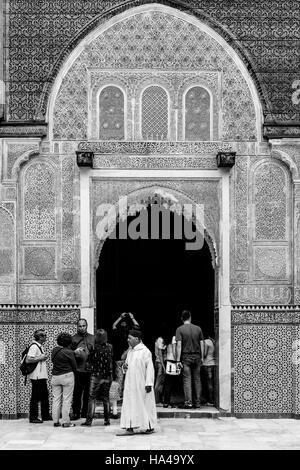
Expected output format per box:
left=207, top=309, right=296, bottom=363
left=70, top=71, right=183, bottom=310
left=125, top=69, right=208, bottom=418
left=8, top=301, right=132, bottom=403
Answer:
left=185, top=87, right=210, bottom=141
left=99, top=86, right=125, bottom=140
left=142, top=86, right=168, bottom=141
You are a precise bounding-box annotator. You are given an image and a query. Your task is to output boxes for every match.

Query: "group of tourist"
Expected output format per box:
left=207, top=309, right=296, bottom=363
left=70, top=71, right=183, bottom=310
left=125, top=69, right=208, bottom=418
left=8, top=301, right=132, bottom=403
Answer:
left=24, top=309, right=215, bottom=435
left=154, top=310, right=215, bottom=409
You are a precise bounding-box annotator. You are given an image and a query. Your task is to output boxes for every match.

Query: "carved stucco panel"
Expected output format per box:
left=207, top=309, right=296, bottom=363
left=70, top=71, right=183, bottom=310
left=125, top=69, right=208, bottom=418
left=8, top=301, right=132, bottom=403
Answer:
left=0, top=207, right=15, bottom=279
left=254, top=247, right=288, bottom=281
left=18, top=284, right=80, bottom=305
left=249, top=159, right=291, bottom=287
left=23, top=247, right=56, bottom=279
left=234, top=157, right=249, bottom=272
left=23, top=162, right=56, bottom=241
left=275, top=145, right=300, bottom=177
left=53, top=62, right=88, bottom=140
left=0, top=285, right=13, bottom=304
left=92, top=179, right=220, bottom=261
left=5, top=142, right=40, bottom=180
left=61, top=156, right=78, bottom=282
left=230, top=285, right=292, bottom=305
left=254, top=162, right=288, bottom=241
left=297, top=203, right=300, bottom=287
left=52, top=11, right=257, bottom=141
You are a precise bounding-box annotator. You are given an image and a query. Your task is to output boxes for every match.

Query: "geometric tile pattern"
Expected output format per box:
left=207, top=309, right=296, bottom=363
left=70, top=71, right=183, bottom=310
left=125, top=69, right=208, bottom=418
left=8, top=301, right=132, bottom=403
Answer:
left=233, top=325, right=295, bottom=413
left=0, top=325, right=18, bottom=415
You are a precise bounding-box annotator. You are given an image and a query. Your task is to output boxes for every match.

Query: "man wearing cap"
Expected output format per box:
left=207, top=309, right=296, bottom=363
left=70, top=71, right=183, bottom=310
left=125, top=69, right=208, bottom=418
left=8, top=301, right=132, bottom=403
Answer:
left=118, top=328, right=157, bottom=435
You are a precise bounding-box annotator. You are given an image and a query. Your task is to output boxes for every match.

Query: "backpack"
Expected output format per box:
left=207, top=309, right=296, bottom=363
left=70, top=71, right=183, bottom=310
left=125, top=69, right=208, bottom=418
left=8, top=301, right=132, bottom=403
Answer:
left=20, top=343, right=43, bottom=384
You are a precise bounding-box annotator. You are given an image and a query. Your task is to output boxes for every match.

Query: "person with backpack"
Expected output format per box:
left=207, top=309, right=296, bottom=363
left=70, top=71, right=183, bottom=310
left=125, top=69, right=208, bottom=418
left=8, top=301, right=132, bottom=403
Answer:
left=51, top=332, right=77, bottom=428
left=26, top=329, right=51, bottom=424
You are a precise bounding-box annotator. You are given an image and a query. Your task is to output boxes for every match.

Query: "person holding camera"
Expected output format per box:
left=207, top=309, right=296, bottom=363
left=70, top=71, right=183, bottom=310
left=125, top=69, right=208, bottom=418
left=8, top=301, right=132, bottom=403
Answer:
left=112, top=312, right=140, bottom=400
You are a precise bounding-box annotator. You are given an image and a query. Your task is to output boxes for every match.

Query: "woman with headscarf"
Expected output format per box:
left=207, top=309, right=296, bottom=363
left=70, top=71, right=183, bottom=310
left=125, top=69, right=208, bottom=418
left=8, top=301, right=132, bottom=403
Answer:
left=81, top=329, right=113, bottom=426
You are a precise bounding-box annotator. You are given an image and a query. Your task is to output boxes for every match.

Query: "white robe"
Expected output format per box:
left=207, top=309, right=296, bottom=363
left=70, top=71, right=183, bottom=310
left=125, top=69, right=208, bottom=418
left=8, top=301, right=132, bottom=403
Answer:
left=120, top=342, right=157, bottom=430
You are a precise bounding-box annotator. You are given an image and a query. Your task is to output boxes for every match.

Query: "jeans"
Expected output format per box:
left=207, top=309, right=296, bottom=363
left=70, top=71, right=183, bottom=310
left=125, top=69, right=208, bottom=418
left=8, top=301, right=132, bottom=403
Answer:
left=163, top=374, right=177, bottom=405
left=29, top=379, right=50, bottom=421
left=202, top=366, right=215, bottom=404
left=86, top=376, right=111, bottom=423
left=154, top=362, right=165, bottom=403
left=51, top=372, right=75, bottom=424
left=181, top=354, right=202, bottom=406
left=72, top=371, right=91, bottom=417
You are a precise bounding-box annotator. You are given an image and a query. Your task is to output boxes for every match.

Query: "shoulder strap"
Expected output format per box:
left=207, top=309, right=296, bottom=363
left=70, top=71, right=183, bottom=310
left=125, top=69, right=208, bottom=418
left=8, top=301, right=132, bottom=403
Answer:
left=76, top=337, right=85, bottom=348
left=52, top=346, right=63, bottom=362
left=28, top=342, right=43, bottom=354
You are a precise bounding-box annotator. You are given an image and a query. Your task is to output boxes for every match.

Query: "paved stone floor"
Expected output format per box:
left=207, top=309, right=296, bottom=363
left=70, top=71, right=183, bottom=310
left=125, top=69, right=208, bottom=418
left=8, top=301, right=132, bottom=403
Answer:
left=0, top=415, right=299, bottom=450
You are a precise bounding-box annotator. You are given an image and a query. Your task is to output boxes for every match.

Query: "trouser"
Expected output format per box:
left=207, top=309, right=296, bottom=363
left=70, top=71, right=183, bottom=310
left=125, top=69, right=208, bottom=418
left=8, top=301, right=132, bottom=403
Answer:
left=51, top=372, right=75, bottom=424
left=163, top=374, right=177, bottom=404
left=181, top=354, right=202, bottom=406
left=202, top=366, right=215, bottom=404
left=72, top=371, right=91, bottom=417
left=110, top=400, right=118, bottom=415
left=86, top=376, right=111, bottom=423
left=29, top=379, right=50, bottom=421
left=154, top=362, right=165, bottom=403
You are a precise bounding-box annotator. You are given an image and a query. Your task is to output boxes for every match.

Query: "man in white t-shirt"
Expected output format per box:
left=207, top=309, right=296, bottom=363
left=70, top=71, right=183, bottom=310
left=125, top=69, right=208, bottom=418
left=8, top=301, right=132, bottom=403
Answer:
left=26, top=329, right=51, bottom=423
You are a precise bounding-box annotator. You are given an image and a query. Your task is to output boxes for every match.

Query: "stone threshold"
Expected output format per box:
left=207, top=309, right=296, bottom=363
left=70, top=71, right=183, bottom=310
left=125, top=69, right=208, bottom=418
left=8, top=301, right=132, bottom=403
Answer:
left=94, top=405, right=220, bottom=419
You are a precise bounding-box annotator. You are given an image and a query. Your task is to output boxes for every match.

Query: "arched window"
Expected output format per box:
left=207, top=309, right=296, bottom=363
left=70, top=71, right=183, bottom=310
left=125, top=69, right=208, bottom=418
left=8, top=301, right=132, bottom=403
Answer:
left=142, top=86, right=168, bottom=140
left=99, top=86, right=125, bottom=140
left=185, top=87, right=210, bottom=141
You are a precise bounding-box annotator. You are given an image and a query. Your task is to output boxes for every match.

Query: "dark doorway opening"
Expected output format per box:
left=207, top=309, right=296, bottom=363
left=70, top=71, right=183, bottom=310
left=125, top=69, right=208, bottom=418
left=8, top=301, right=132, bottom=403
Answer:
left=96, top=205, right=215, bottom=351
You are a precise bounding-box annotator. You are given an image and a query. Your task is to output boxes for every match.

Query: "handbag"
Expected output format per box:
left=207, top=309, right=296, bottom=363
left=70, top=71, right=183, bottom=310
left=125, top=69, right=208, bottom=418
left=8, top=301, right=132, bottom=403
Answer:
left=165, top=360, right=181, bottom=376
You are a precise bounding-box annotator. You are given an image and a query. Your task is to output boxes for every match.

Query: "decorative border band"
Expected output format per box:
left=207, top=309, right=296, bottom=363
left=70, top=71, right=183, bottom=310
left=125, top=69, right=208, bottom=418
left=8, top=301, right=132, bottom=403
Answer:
left=232, top=306, right=300, bottom=324
left=93, top=154, right=218, bottom=169
left=264, top=125, right=300, bottom=139
left=78, top=141, right=233, bottom=155
left=0, top=125, right=47, bottom=137
left=0, top=305, right=80, bottom=323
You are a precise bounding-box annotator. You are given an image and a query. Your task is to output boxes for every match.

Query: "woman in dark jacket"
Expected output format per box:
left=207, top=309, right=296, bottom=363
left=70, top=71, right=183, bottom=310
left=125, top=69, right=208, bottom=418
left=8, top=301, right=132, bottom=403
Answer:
left=81, top=329, right=113, bottom=427
left=51, top=332, right=77, bottom=428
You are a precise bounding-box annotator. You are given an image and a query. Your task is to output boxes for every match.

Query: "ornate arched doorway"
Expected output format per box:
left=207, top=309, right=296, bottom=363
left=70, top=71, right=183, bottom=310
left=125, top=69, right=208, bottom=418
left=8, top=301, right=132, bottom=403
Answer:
left=95, top=200, right=216, bottom=343
left=48, top=3, right=261, bottom=413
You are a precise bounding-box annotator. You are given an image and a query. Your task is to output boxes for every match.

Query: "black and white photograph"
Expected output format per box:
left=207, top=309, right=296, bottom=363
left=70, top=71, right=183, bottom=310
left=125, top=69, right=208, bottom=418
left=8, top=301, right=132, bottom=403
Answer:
left=0, top=0, right=300, bottom=456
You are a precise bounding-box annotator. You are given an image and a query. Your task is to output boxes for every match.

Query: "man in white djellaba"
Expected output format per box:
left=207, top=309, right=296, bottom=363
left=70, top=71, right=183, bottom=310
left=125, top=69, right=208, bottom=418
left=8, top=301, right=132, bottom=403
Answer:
left=118, top=328, right=157, bottom=435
